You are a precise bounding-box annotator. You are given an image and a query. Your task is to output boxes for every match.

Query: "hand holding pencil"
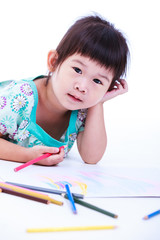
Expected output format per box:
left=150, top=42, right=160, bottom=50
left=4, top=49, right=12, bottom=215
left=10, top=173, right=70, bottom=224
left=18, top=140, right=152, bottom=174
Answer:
left=14, top=146, right=65, bottom=172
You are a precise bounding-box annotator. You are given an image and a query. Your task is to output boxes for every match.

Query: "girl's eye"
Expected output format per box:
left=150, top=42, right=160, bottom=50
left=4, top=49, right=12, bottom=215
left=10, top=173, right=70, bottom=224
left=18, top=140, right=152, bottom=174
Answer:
left=93, top=79, right=102, bottom=84
left=73, top=67, right=82, bottom=74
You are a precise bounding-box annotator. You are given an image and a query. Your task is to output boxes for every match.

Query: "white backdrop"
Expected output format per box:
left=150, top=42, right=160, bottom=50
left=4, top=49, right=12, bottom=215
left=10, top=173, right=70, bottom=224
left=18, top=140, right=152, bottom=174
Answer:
left=0, top=0, right=159, bottom=166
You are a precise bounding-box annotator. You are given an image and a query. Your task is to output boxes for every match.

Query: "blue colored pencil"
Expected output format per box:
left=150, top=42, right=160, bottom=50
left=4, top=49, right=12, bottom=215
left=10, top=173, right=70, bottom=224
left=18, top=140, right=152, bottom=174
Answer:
left=143, top=209, right=160, bottom=220
left=65, top=184, right=77, bottom=214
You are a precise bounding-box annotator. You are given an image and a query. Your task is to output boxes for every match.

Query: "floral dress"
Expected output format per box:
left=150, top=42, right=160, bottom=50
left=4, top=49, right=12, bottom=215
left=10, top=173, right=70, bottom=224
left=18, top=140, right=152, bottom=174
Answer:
left=0, top=77, right=87, bottom=155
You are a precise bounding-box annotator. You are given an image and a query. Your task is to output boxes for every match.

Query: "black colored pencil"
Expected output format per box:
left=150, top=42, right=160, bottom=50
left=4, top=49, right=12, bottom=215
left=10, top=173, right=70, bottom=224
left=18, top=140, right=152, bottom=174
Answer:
left=63, top=194, right=118, bottom=218
left=0, top=187, right=50, bottom=204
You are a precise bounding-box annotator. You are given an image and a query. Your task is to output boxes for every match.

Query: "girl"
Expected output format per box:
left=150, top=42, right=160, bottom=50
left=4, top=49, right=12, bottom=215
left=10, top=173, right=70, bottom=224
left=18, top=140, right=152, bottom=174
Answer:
left=0, top=15, right=129, bottom=165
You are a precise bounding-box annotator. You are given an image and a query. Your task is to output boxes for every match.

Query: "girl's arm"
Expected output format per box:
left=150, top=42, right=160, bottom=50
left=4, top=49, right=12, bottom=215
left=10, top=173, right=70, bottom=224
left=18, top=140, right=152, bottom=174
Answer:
left=0, top=133, right=64, bottom=165
left=0, top=135, right=30, bottom=162
left=77, top=79, right=128, bottom=164
left=77, top=103, right=106, bottom=164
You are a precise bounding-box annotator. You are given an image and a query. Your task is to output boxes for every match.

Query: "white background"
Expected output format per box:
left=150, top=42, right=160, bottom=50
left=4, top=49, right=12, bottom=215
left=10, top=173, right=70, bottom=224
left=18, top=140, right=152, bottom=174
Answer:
left=0, top=0, right=159, bottom=166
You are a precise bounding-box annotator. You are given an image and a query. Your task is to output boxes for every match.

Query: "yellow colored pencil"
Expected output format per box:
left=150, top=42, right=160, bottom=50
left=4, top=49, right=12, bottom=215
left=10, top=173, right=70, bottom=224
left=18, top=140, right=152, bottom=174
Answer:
left=0, top=182, right=63, bottom=206
left=27, top=225, right=117, bottom=233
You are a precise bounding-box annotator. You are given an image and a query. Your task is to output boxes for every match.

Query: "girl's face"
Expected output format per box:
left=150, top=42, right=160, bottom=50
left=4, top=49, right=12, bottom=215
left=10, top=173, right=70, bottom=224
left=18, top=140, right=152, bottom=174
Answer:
left=50, top=53, right=114, bottom=111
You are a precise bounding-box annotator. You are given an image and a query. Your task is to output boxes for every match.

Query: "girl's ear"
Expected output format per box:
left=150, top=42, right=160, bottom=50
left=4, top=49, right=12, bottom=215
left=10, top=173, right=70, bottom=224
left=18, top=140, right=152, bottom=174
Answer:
left=47, top=50, right=58, bottom=72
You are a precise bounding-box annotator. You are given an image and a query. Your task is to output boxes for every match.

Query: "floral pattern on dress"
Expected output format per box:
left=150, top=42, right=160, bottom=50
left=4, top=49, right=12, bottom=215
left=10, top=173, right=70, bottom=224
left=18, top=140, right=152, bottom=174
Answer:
left=78, top=109, right=87, bottom=122
left=11, top=94, right=28, bottom=112
left=28, top=139, right=44, bottom=147
left=0, top=123, right=7, bottom=134
left=1, top=116, right=15, bottom=129
left=20, top=83, right=33, bottom=96
left=9, top=128, right=18, bottom=140
left=77, top=109, right=87, bottom=128
left=69, top=133, right=77, bottom=142
left=5, top=81, right=17, bottom=100
left=0, top=96, right=7, bottom=109
left=6, top=81, right=17, bottom=90
left=18, top=130, right=30, bottom=141
left=19, top=119, right=29, bottom=130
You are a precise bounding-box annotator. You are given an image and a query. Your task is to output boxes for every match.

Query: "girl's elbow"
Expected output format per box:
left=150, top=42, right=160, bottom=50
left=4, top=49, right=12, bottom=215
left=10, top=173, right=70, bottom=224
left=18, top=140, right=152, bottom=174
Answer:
left=81, top=154, right=103, bottom=165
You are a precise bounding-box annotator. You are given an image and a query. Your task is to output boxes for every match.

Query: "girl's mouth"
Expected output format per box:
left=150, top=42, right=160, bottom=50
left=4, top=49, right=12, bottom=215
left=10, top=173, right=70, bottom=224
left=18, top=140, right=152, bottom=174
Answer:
left=67, top=94, right=82, bottom=102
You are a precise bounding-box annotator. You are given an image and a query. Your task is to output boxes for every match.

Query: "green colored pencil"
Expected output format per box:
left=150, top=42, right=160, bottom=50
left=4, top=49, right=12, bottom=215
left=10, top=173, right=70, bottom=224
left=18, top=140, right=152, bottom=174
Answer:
left=63, top=194, right=118, bottom=218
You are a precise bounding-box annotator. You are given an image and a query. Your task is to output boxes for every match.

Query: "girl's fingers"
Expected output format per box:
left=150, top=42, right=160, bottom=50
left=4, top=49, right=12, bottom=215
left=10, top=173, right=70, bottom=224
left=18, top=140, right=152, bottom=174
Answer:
left=113, top=79, right=128, bottom=93
left=45, top=153, right=64, bottom=165
left=32, top=145, right=65, bottom=165
left=32, top=145, right=60, bottom=154
left=119, top=79, right=128, bottom=91
left=38, top=147, right=65, bottom=166
left=42, top=147, right=60, bottom=154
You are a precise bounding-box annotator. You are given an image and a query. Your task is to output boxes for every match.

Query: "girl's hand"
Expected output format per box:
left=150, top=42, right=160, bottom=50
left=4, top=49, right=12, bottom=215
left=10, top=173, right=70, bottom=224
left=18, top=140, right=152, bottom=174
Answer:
left=101, top=79, right=128, bottom=103
left=27, top=145, right=65, bottom=166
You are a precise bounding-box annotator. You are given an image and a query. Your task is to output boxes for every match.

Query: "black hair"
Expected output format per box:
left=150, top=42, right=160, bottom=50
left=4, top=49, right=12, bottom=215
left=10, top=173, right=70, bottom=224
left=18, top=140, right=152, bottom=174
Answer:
left=55, top=14, right=129, bottom=84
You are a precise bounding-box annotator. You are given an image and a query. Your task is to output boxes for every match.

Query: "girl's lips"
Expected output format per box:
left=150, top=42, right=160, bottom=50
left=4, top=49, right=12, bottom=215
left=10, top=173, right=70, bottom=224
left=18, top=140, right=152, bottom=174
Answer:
left=67, top=94, right=82, bottom=102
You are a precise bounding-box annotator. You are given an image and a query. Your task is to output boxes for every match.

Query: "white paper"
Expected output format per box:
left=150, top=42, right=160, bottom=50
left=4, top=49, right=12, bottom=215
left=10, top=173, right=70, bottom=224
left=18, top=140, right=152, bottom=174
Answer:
left=0, top=160, right=160, bottom=197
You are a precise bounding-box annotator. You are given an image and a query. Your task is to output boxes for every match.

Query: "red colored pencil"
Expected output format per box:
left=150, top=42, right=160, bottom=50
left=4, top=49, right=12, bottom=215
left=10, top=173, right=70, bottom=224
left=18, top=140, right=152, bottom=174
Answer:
left=14, top=146, right=64, bottom=172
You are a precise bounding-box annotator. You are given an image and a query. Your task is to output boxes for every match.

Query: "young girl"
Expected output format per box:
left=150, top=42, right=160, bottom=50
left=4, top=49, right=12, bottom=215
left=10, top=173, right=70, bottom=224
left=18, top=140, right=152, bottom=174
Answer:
left=0, top=15, right=129, bottom=165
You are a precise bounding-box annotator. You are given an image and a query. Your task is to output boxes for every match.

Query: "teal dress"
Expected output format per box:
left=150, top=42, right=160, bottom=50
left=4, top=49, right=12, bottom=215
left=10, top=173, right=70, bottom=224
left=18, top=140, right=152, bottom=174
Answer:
left=0, top=77, right=87, bottom=155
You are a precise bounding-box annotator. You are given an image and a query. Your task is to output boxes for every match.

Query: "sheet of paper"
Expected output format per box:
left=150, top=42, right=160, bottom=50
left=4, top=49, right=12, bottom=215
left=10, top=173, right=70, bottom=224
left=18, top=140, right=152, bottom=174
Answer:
left=0, top=160, right=160, bottom=197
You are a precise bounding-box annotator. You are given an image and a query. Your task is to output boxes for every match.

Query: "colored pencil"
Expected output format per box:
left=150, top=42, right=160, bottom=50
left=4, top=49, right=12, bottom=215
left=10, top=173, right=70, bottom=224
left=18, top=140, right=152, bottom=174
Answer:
left=143, top=209, right=160, bottom=220
left=65, top=184, right=77, bottom=214
left=14, top=153, right=51, bottom=172
left=27, top=225, right=117, bottom=233
left=0, top=187, right=49, bottom=204
left=63, top=194, right=118, bottom=218
left=6, top=181, right=84, bottom=199
left=14, top=146, right=65, bottom=172
left=0, top=182, right=63, bottom=206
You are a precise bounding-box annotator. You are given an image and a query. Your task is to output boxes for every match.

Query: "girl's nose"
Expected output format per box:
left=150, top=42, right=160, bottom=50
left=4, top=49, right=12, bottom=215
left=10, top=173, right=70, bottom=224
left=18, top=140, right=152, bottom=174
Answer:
left=74, top=82, right=87, bottom=94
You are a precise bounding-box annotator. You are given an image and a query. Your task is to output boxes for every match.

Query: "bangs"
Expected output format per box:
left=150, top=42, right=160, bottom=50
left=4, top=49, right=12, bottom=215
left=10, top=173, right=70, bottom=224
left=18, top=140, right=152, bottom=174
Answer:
left=75, top=27, right=128, bottom=81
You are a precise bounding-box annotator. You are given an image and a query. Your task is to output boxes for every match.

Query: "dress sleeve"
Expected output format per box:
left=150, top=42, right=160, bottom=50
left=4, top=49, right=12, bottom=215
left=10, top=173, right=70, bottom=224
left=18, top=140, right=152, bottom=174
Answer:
left=0, top=80, right=34, bottom=140
left=0, top=81, right=17, bottom=136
